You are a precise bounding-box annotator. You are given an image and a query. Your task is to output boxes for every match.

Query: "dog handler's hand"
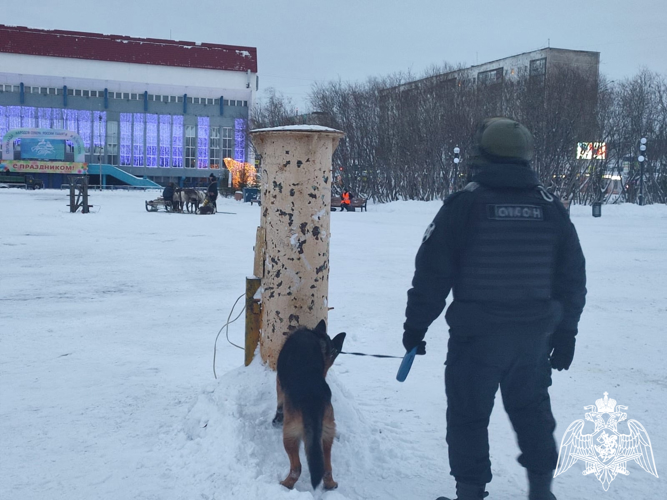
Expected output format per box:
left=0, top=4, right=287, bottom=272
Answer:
left=403, top=329, right=427, bottom=355
left=550, top=332, right=576, bottom=371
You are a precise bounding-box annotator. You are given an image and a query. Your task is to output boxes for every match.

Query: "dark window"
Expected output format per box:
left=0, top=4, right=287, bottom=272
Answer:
left=477, top=68, right=503, bottom=86
left=529, top=58, right=547, bottom=86
left=106, top=120, right=119, bottom=166
left=185, top=125, right=196, bottom=168
left=530, top=58, right=547, bottom=77
left=210, top=127, right=220, bottom=168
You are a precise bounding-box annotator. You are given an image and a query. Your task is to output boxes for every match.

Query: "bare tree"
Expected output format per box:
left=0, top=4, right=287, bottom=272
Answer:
left=302, top=65, right=666, bottom=204
left=250, top=88, right=299, bottom=129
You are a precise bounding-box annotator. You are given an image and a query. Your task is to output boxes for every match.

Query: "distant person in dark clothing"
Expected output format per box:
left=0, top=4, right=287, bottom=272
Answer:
left=207, top=174, right=218, bottom=210
left=402, top=117, right=587, bottom=500
left=162, top=182, right=175, bottom=209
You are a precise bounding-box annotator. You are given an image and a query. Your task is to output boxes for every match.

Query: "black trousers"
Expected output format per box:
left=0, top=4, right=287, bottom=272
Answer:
left=445, top=333, right=557, bottom=486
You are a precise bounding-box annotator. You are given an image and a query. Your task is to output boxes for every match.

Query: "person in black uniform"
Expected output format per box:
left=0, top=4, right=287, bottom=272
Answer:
left=207, top=174, right=218, bottom=211
left=402, top=118, right=587, bottom=500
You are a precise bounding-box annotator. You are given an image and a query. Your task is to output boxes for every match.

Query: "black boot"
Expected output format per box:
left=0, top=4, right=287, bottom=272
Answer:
left=528, top=471, right=556, bottom=500
left=436, top=482, right=489, bottom=500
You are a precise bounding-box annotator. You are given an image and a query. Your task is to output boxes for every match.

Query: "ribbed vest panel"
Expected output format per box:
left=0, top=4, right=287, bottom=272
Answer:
left=455, top=188, right=559, bottom=303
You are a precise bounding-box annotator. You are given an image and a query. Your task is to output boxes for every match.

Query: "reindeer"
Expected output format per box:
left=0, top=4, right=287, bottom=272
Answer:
left=180, top=188, right=206, bottom=213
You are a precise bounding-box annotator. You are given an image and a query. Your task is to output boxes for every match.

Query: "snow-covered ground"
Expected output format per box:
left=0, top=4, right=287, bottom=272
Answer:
left=1, top=189, right=665, bottom=500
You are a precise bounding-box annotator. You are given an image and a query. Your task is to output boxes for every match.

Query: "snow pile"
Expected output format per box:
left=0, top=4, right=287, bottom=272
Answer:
left=163, top=355, right=413, bottom=499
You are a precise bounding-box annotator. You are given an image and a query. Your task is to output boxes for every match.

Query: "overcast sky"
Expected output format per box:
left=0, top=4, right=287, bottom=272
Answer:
left=4, top=0, right=666, bottom=110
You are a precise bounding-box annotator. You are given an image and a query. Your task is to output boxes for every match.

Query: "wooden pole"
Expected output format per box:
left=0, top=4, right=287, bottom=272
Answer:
left=82, top=176, right=90, bottom=214
left=245, top=277, right=262, bottom=366
left=69, top=176, right=76, bottom=213
left=249, top=126, right=344, bottom=370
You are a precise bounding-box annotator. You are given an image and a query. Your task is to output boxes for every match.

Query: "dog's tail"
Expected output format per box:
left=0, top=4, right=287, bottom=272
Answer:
left=302, top=397, right=325, bottom=490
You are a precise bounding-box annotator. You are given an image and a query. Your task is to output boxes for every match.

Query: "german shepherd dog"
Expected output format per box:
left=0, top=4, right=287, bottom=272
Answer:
left=273, top=320, right=346, bottom=491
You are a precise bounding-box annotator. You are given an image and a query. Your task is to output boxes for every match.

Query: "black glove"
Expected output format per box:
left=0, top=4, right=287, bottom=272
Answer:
left=403, top=328, right=427, bottom=355
left=550, top=333, right=576, bottom=371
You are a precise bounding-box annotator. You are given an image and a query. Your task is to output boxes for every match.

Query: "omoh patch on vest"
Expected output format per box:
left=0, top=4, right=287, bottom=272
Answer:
left=488, top=204, right=543, bottom=221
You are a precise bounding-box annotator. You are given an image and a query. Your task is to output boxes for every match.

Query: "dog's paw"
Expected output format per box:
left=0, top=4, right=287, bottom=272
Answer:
left=323, top=480, right=338, bottom=490
left=280, top=478, right=297, bottom=490
left=323, top=472, right=338, bottom=490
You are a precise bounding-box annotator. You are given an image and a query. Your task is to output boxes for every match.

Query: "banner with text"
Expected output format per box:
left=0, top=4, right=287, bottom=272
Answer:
left=1, top=160, right=88, bottom=174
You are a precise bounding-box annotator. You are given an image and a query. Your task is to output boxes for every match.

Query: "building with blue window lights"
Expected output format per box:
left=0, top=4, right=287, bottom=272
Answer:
left=0, top=24, right=257, bottom=189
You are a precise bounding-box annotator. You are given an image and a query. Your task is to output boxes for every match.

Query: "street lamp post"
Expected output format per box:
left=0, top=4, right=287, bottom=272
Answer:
left=638, top=137, right=647, bottom=206
left=98, top=114, right=103, bottom=190
left=453, top=146, right=460, bottom=191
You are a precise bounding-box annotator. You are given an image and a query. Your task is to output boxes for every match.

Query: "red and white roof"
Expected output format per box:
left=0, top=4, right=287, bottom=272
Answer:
left=0, top=24, right=257, bottom=73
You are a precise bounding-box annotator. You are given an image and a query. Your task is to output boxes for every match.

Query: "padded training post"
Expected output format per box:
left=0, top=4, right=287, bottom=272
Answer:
left=249, top=126, right=344, bottom=369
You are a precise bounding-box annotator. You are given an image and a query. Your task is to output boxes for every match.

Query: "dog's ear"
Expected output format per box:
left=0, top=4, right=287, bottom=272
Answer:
left=323, top=332, right=347, bottom=376
left=314, top=319, right=327, bottom=336
left=331, top=332, right=346, bottom=354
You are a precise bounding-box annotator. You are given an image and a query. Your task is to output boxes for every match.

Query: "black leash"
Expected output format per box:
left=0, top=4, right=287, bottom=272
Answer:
left=340, top=351, right=403, bottom=359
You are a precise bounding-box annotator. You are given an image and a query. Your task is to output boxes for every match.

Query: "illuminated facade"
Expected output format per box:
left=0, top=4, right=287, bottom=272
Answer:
left=0, top=25, right=257, bottom=187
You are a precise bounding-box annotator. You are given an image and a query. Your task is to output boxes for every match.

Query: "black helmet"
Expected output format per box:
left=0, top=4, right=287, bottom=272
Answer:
left=470, top=117, right=534, bottom=167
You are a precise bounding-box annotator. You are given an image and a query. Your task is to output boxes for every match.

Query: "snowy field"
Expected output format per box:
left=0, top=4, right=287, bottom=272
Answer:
left=1, top=189, right=665, bottom=500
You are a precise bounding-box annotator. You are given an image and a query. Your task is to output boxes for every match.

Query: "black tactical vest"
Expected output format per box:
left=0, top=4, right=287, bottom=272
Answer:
left=454, top=185, right=559, bottom=303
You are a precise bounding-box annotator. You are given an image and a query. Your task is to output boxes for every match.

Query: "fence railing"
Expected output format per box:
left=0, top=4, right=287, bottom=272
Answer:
left=60, top=184, right=161, bottom=191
